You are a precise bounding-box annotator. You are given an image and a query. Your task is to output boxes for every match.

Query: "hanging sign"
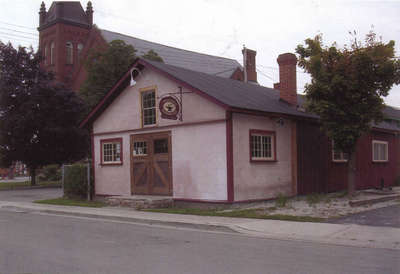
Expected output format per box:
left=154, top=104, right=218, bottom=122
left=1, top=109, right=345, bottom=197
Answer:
left=159, top=96, right=180, bottom=120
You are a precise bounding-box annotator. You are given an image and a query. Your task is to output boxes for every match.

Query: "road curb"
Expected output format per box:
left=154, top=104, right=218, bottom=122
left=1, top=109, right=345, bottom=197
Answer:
left=349, top=194, right=400, bottom=207
left=2, top=205, right=237, bottom=233
left=0, top=185, right=61, bottom=191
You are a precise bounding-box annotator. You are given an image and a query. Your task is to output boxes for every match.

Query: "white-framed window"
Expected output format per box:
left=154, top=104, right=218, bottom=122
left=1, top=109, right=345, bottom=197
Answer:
left=66, top=41, right=73, bottom=64
left=44, top=45, right=48, bottom=65
left=77, top=43, right=83, bottom=59
left=141, top=89, right=156, bottom=126
left=250, top=130, right=276, bottom=161
left=372, top=140, right=388, bottom=162
left=50, top=42, right=55, bottom=65
left=101, top=138, right=122, bottom=165
left=332, top=141, right=349, bottom=162
left=133, top=141, right=147, bottom=156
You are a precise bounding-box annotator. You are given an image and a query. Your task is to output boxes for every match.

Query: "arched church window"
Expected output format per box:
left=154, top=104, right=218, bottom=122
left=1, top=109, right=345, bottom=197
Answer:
left=50, top=42, right=55, bottom=65
left=44, top=44, right=48, bottom=65
left=77, top=43, right=84, bottom=59
left=66, top=41, right=73, bottom=64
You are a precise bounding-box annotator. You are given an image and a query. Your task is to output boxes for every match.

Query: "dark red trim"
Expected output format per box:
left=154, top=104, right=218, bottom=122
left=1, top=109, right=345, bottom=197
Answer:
left=249, top=129, right=277, bottom=162
left=138, top=59, right=229, bottom=110
left=226, top=111, right=234, bottom=202
left=93, top=119, right=227, bottom=137
left=173, top=198, right=229, bottom=204
left=91, top=127, right=96, bottom=196
left=80, top=58, right=230, bottom=128
left=229, top=107, right=316, bottom=122
left=100, top=137, right=123, bottom=166
left=173, top=196, right=296, bottom=204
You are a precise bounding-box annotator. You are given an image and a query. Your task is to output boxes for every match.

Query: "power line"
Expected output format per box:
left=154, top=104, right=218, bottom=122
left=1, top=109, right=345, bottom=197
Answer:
left=0, top=37, right=38, bottom=48
left=0, top=20, right=36, bottom=31
left=0, top=27, right=38, bottom=37
left=256, top=68, right=274, bottom=81
left=0, top=31, right=38, bottom=41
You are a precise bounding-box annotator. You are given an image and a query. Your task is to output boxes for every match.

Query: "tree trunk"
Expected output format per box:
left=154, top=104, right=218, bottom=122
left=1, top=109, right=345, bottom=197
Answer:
left=347, top=151, right=356, bottom=196
left=30, top=168, right=36, bottom=186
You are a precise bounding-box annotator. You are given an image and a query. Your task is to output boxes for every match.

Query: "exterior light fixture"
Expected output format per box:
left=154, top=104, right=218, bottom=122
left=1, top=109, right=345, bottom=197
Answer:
left=130, top=68, right=141, bottom=86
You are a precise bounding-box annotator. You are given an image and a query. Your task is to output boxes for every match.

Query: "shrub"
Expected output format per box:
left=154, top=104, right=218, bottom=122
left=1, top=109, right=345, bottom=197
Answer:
left=395, top=176, right=400, bottom=186
left=275, top=193, right=288, bottom=208
left=306, top=193, right=324, bottom=206
left=39, top=164, right=61, bottom=181
left=63, top=164, right=89, bottom=199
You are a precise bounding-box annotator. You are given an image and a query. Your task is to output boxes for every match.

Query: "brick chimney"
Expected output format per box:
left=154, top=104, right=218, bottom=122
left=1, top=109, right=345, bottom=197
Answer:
left=39, top=2, right=46, bottom=27
left=86, top=1, right=93, bottom=27
left=275, top=53, right=297, bottom=105
left=242, top=47, right=257, bottom=83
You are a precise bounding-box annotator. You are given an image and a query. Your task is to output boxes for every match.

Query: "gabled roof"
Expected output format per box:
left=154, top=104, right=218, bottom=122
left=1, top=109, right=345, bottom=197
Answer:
left=80, top=58, right=400, bottom=134
left=39, top=1, right=90, bottom=30
left=100, top=29, right=241, bottom=78
left=80, top=58, right=314, bottom=128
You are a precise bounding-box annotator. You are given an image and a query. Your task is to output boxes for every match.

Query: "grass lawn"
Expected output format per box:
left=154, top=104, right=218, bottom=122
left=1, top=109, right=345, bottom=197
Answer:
left=144, top=208, right=325, bottom=223
left=34, top=197, right=105, bottom=208
left=0, top=180, right=61, bottom=190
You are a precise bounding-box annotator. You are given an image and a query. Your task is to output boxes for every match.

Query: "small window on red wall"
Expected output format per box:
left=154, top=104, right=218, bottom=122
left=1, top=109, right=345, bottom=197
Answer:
left=249, top=130, right=276, bottom=162
left=101, top=138, right=123, bottom=165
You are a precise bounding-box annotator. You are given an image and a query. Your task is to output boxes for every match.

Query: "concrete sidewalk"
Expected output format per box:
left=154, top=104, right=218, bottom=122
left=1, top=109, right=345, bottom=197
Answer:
left=0, top=200, right=399, bottom=250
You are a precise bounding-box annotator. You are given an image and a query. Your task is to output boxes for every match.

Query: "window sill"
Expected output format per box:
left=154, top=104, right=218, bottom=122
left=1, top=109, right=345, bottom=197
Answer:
left=250, top=158, right=277, bottom=163
left=100, top=162, right=123, bottom=166
left=372, top=160, right=388, bottom=163
left=332, top=160, right=348, bottom=163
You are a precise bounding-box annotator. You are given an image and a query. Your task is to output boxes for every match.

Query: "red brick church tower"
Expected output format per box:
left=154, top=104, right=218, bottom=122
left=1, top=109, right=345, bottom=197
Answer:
left=37, top=1, right=94, bottom=88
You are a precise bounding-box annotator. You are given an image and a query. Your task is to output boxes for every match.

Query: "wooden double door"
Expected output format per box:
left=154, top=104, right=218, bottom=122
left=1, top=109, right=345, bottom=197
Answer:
left=130, top=132, right=172, bottom=195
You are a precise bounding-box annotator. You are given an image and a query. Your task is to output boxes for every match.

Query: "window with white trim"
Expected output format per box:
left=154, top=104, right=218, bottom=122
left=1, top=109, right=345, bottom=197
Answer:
left=101, top=139, right=122, bottom=164
left=133, top=141, right=147, bottom=156
left=372, top=140, right=388, bottom=162
left=250, top=130, right=276, bottom=161
left=50, top=42, right=55, bottom=65
left=66, top=41, right=73, bottom=64
left=44, top=45, right=48, bottom=65
left=332, top=141, right=349, bottom=162
left=77, top=43, right=83, bottom=59
left=141, top=90, right=156, bottom=126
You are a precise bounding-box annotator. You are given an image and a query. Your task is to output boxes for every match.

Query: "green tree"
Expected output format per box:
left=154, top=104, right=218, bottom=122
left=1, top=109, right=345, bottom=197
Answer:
left=79, top=39, right=137, bottom=112
left=0, top=42, right=88, bottom=185
left=79, top=41, right=164, bottom=113
left=142, top=49, right=164, bottom=62
left=296, top=31, right=400, bottom=195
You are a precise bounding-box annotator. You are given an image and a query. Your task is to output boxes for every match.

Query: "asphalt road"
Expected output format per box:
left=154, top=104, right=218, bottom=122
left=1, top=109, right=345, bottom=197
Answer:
left=329, top=204, right=400, bottom=228
left=0, top=209, right=399, bottom=274
left=0, top=187, right=62, bottom=202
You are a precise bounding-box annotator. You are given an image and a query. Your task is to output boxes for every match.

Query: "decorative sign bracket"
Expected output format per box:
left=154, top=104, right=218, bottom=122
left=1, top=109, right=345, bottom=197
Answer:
left=158, top=87, right=193, bottom=121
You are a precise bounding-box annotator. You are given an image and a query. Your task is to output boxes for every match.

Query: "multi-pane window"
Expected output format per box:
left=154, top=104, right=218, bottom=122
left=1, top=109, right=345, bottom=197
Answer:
left=133, top=141, right=147, bottom=156
left=77, top=43, right=83, bottom=59
left=372, top=140, right=388, bottom=162
left=250, top=130, right=275, bottom=161
left=66, top=41, right=73, bottom=64
left=101, top=139, right=122, bottom=164
left=44, top=45, right=48, bottom=65
left=50, top=42, right=55, bottom=65
left=141, top=90, right=156, bottom=126
left=332, top=141, right=349, bottom=162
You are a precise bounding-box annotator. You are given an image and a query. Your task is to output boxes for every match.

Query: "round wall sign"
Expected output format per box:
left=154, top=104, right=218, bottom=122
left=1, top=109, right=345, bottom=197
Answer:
left=159, top=96, right=180, bottom=120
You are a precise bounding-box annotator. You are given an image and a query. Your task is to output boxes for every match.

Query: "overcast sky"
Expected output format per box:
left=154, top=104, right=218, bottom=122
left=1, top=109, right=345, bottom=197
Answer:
left=1, top=0, right=399, bottom=107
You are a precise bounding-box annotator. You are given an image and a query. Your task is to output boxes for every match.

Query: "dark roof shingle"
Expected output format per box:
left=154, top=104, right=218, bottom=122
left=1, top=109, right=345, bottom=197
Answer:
left=100, top=29, right=241, bottom=78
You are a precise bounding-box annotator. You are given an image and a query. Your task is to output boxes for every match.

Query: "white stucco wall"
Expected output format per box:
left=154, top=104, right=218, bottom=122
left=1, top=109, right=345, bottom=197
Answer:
left=172, top=122, right=227, bottom=201
left=232, top=113, right=293, bottom=201
left=92, top=68, right=227, bottom=199
left=93, top=69, right=225, bottom=134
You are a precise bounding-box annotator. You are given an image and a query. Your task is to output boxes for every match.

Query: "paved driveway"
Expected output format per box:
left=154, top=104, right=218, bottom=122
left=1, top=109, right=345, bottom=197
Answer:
left=328, top=204, right=400, bottom=228
left=0, top=188, right=62, bottom=202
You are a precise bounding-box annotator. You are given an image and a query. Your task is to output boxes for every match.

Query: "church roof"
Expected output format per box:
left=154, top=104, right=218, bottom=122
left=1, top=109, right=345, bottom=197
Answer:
left=39, top=1, right=91, bottom=30
left=100, top=29, right=242, bottom=78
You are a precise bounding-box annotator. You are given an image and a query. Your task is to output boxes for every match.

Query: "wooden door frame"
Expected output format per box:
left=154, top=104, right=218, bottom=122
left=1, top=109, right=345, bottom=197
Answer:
left=130, top=131, right=173, bottom=196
